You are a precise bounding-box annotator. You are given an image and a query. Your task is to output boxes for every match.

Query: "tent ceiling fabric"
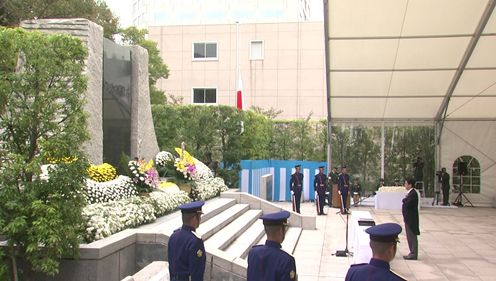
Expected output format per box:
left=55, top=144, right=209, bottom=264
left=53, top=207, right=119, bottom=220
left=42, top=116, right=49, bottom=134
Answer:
left=327, top=0, right=496, bottom=122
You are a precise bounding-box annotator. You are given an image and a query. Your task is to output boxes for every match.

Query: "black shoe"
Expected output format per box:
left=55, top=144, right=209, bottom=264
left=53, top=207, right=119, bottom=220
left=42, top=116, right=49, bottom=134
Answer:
left=321, top=212, right=326, bottom=215
left=403, top=255, right=417, bottom=260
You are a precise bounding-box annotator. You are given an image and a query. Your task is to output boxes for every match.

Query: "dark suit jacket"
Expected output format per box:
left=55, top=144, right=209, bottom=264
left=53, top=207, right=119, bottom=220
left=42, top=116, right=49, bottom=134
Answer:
left=402, top=188, right=420, bottom=235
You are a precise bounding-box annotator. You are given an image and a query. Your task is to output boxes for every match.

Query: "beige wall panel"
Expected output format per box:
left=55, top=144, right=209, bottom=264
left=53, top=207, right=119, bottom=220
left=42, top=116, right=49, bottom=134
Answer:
left=299, top=96, right=325, bottom=117
left=300, top=50, right=324, bottom=69
left=277, top=70, right=298, bottom=90
left=300, top=30, right=323, bottom=50
left=162, top=26, right=183, bottom=35
left=256, top=49, right=277, bottom=66
left=277, top=50, right=298, bottom=69
left=300, top=69, right=325, bottom=90
left=163, top=50, right=182, bottom=68
left=278, top=31, right=298, bottom=50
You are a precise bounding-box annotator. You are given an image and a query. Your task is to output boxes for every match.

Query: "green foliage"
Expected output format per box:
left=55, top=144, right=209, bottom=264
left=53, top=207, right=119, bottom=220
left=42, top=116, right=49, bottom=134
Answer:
left=0, top=0, right=119, bottom=39
left=0, top=27, right=90, bottom=279
left=119, top=26, right=170, bottom=104
left=151, top=104, right=435, bottom=193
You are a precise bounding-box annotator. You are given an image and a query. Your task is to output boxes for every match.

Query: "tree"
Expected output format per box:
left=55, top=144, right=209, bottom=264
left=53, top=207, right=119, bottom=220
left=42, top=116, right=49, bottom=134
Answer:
left=119, top=26, right=170, bottom=104
left=0, top=28, right=90, bottom=280
left=0, top=0, right=118, bottom=39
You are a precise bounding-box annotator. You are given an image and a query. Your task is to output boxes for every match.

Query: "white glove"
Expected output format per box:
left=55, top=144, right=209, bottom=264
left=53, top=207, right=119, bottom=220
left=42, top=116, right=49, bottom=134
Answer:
left=291, top=190, right=294, bottom=195
left=315, top=191, right=318, bottom=198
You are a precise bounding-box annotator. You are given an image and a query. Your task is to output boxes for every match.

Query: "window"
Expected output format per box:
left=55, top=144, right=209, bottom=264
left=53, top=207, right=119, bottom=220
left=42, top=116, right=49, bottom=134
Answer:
left=250, top=40, right=264, bottom=60
left=193, top=43, right=217, bottom=60
left=452, top=155, right=481, bottom=194
left=193, top=88, right=217, bottom=104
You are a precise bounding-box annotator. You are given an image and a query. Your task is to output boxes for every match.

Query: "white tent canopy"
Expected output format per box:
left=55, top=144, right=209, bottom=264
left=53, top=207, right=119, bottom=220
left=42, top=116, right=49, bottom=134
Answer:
left=324, top=0, right=496, bottom=206
left=326, top=0, right=496, bottom=122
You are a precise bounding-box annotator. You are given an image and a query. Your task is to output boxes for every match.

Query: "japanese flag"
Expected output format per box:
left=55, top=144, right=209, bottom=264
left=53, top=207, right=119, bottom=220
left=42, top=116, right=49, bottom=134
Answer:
left=236, top=70, right=244, bottom=111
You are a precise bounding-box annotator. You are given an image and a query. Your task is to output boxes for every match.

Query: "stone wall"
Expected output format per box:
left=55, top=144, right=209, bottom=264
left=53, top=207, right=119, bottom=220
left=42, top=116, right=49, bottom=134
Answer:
left=130, top=46, right=159, bottom=160
left=20, top=18, right=160, bottom=164
left=20, top=18, right=104, bottom=164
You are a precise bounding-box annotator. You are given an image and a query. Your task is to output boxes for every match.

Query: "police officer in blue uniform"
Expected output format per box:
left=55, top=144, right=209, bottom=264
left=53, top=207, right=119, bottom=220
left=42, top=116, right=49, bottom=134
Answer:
left=247, top=211, right=297, bottom=281
left=338, top=165, right=351, bottom=214
left=314, top=165, right=327, bottom=215
left=290, top=165, right=303, bottom=214
left=345, top=223, right=406, bottom=281
left=167, top=201, right=206, bottom=281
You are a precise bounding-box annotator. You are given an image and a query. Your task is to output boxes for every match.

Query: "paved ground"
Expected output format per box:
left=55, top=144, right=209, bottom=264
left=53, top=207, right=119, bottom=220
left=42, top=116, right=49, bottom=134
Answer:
left=276, top=201, right=496, bottom=281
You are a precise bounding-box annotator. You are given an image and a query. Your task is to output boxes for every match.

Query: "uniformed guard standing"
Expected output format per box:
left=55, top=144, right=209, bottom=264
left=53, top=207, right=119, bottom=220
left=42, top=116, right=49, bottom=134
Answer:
left=338, top=165, right=351, bottom=214
left=168, top=201, right=206, bottom=281
left=345, top=223, right=406, bottom=281
left=247, top=211, right=297, bottom=281
left=314, top=166, right=327, bottom=215
left=290, top=164, right=303, bottom=214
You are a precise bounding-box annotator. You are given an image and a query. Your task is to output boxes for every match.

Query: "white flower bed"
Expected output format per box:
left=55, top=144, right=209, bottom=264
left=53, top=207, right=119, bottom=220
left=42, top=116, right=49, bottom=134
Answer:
left=82, top=190, right=191, bottom=242
left=84, top=175, right=138, bottom=204
left=191, top=177, right=229, bottom=201
left=147, top=189, right=191, bottom=216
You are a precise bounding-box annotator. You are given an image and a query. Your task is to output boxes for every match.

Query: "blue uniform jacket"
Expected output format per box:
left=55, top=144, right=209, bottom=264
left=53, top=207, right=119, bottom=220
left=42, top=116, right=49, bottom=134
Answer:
left=290, top=172, right=303, bottom=192
left=314, top=173, right=327, bottom=195
left=167, top=225, right=206, bottom=281
left=345, top=258, right=405, bottom=281
left=338, top=173, right=350, bottom=193
left=247, top=240, right=297, bottom=281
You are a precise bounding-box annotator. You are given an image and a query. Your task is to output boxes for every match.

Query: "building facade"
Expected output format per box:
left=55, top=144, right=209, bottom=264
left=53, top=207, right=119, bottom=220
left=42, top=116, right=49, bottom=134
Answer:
left=133, top=0, right=311, bottom=27
left=149, top=21, right=326, bottom=119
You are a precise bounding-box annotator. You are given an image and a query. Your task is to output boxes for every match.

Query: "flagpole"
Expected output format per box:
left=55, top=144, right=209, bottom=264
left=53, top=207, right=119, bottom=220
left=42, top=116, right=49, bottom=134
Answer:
left=236, top=21, right=239, bottom=107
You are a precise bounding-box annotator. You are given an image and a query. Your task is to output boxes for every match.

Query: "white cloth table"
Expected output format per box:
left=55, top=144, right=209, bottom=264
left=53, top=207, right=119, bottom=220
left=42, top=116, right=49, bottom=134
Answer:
left=374, top=191, right=407, bottom=210
left=350, top=211, right=373, bottom=264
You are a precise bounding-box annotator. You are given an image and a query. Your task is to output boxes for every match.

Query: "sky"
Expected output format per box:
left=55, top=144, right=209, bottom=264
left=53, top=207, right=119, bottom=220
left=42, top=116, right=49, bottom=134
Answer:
left=104, top=0, right=324, bottom=28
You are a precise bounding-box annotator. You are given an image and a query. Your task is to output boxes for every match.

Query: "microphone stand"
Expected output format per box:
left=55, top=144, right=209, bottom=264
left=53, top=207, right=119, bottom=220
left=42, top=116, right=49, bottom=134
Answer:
left=335, top=191, right=352, bottom=257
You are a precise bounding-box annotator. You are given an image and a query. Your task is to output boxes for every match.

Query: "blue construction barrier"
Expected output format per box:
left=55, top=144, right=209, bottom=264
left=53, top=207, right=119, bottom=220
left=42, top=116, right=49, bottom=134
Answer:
left=239, top=160, right=327, bottom=202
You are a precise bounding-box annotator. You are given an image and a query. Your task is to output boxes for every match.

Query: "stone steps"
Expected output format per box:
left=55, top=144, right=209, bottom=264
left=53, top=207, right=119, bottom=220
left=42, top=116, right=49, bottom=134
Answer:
left=204, top=209, right=262, bottom=251
left=281, top=227, right=302, bottom=255
left=252, top=227, right=302, bottom=255
left=151, top=197, right=236, bottom=235
left=197, top=203, right=250, bottom=240
left=224, top=219, right=265, bottom=259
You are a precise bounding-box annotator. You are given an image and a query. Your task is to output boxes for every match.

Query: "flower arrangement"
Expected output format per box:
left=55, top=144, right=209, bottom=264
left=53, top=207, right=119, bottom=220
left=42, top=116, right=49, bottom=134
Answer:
left=128, top=159, right=159, bottom=193
left=82, top=190, right=191, bottom=242
left=155, top=147, right=203, bottom=184
left=174, top=147, right=197, bottom=180
left=191, top=177, right=229, bottom=201
left=88, top=163, right=117, bottom=182
left=84, top=175, right=137, bottom=204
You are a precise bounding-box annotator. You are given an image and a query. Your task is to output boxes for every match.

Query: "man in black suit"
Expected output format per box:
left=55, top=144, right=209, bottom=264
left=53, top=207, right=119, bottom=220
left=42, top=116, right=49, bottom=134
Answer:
left=440, top=168, right=450, bottom=206
left=402, top=177, right=419, bottom=260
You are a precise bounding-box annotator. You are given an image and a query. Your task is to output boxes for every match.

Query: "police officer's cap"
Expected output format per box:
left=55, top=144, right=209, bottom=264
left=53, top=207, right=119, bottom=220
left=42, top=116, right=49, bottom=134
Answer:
left=178, top=201, right=205, bottom=214
left=365, top=223, right=402, bottom=243
left=260, top=211, right=290, bottom=226
left=318, top=165, right=325, bottom=169
left=294, top=164, right=301, bottom=168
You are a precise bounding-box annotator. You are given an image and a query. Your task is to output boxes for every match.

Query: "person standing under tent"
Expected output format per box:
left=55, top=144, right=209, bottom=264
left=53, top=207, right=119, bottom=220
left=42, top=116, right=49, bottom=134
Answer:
left=338, top=165, right=350, bottom=214
left=402, top=177, right=420, bottom=260
left=441, top=167, right=451, bottom=206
